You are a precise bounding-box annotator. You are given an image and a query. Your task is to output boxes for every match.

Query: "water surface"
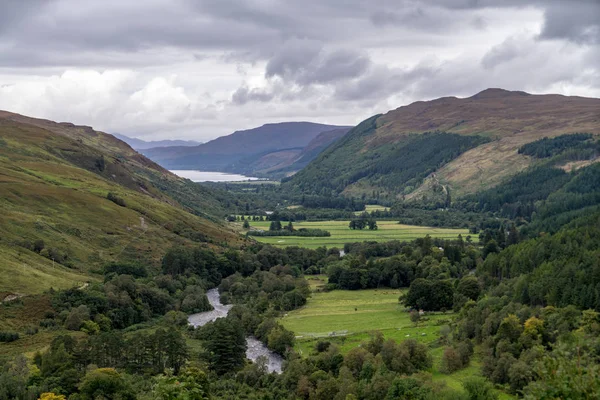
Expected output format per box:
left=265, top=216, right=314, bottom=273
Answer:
left=188, top=288, right=283, bottom=373
left=170, top=170, right=260, bottom=182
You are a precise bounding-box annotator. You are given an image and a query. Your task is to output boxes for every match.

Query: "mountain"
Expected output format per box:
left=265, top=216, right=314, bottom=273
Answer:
left=224, top=127, right=351, bottom=177
left=284, top=89, right=600, bottom=201
left=112, top=133, right=201, bottom=150
left=142, top=122, right=351, bottom=174
left=0, top=111, right=239, bottom=295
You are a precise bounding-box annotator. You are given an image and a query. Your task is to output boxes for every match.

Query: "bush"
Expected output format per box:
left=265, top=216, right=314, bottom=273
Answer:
left=39, top=319, right=57, bottom=328
left=462, top=377, right=498, bottom=400
left=103, top=262, right=147, bottom=278
left=315, top=341, right=331, bottom=353
left=107, top=192, right=126, bottom=207
left=81, top=320, right=100, bottom=335
left=267, top=325, right=295, bottom=355
left=65, top=305, right=90, bottom=330
left=0, top=331, right=20, bottom=342
left=25, top=326, right=39, bottom=336
left=441, top=347, right=463, bottom=374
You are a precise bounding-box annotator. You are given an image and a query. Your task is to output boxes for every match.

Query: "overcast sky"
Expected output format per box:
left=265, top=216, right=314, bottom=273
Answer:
left=0, top=0, right=598, bottom=141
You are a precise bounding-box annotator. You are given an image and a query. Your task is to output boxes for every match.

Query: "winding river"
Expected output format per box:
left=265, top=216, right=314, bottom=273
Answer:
left=188, top=289, right=284, bottom=373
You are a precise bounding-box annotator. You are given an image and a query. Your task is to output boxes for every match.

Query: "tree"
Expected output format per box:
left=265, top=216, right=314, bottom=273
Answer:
left=65, top=305, right=90, bottom=331
left=368, top=220, right=378, bottom=230
left=267, top=325, right=295, bottom=355
left=286, top=221, right=295, bottom=232
left=440, top=347, right=463, bottom=374
left=385, top=377, right=431, bottom=400
left=152, top=367, right=210, bottom=400
left=405, top=279, right=454, bottom=311
left=201, top=317, right=246, bottom=375
left=523, top=343, right=600, bottom=399
left=243, top=220, right=250, bottom=229
left=462, top=377, right=498, bottom=400
left=457, top=276, right=481, bottom=301
left=78, top=368, right=134, bottom=400
left=269, top=220, right=282, bottom=231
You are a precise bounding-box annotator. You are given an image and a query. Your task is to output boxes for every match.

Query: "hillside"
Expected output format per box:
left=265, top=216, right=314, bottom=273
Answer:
left=224, top=127, right=351, bottom=177
left=142, top=122, right=350, bottom=173
left=0, top=111, right=239, bottom=295
left=113, top=133, right=201, bottom=150
left=284, top=89, right=600, bottom=200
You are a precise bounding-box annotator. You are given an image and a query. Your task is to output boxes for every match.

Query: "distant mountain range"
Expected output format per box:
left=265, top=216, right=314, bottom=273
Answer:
left=113, top=133, right=202, bottom=150
left=142, top=122, right=351, bottom=177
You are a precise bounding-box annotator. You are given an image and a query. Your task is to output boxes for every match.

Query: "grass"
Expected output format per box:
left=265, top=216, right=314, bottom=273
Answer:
left=279, top=283, right=448, bottom=355
left=354, top=204, right=389, bottom=215
left=0, top=117, right=238, bottom=294
left=279, top=277, right=514, bottom=399
left=243, top=220, right=468, bottom=248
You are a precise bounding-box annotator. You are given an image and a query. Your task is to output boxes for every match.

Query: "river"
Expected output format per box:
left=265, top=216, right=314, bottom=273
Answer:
left=188, top=289, right=284, bottom=373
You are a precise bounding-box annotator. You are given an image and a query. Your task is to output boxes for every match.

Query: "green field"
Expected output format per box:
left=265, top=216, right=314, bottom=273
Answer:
left=354, top=204, right=389, bottom=215
left=279, top=277, right=513, bottom=399
left=245, top=220, right=468, bottom=248
left=279, top=281, right=447, bottom=355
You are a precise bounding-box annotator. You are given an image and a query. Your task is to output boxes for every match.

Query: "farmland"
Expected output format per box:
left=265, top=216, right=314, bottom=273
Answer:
left=243, top=219, right=469, bottom=248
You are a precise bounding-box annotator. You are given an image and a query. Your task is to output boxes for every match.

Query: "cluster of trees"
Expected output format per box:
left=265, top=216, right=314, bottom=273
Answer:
left=518, top=133, right=595, bottom=158
left=52, top=269, right=213, bottom=331
left=348, top=218, right=377, bottom=230
left=458, top=136, right=600, bottom=234
left=327, top=236, right=479, bottom=292
left=480, top=213, right=600, bottom=310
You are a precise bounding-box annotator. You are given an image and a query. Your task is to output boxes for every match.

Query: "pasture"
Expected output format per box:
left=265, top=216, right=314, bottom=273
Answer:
left=279, top=282, right=448, bottom=355
left=244, top=219, right=468, bottom=248
left=279, top=277, right=513, bottom=399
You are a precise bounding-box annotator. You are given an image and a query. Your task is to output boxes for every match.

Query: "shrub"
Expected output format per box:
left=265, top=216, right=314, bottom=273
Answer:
left=107, top=192, right=126, bottom=207
left=441, top=347, right=463, bottom=374
left=0, top=331, right=20, bottom=342
left=462, top=377, right=498, bottom=400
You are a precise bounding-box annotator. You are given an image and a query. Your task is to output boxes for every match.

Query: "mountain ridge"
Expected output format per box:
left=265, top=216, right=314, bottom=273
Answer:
left=112, top=133, right=202, bottom=150
left=142, top=121, right=351, bottom=173
left=284, top=89, right=600, bottom=200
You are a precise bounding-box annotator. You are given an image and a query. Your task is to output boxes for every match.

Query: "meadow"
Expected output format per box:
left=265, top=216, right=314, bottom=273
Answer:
left=354, top=204, right=389, bottom=215
left=244, top=219, right=469, bottom=248
left=279, top=276, right=513, bottom=399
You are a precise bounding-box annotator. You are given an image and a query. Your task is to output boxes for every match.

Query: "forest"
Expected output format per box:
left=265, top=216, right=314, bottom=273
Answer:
left=3, top=201, right=600, bottom=399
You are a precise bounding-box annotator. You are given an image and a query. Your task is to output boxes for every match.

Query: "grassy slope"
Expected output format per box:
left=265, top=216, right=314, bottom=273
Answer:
left=243, top=220, right=468, bottom=248
left=280, top=277, right=513, bottom=399
left=0, top=113, right=239, bottom=294
left=286, top=89, right=600, bottom=199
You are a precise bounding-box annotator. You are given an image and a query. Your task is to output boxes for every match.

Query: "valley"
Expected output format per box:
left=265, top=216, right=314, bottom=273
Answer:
left=1, top=88, right=599, bottom=400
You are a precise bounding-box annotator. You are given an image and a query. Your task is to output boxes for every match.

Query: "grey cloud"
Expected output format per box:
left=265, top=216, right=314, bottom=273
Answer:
left=231, top=86, right=275, bottom=105
left=334, top=64, right=438, bottom=101
left=539, top=1, right=600, bottom=44
left=481, top=36, right=525, bottom=69
left=266, top=40, right=371, bottom=86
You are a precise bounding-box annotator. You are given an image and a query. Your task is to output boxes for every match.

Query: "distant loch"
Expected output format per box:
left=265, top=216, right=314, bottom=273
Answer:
left=170, top=170, right=260, bottom=182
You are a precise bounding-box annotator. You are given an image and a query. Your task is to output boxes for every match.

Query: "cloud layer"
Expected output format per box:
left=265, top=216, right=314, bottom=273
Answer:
left=0, top=0, right=598, bottom=140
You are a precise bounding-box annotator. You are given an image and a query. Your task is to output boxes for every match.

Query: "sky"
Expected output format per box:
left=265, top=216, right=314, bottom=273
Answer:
left=0, top=0, right=598, bottom=141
